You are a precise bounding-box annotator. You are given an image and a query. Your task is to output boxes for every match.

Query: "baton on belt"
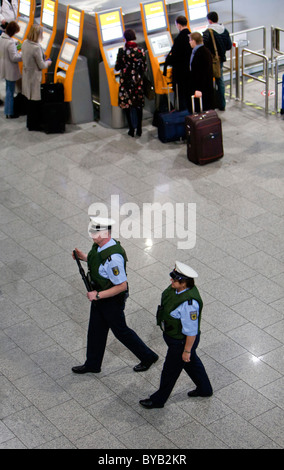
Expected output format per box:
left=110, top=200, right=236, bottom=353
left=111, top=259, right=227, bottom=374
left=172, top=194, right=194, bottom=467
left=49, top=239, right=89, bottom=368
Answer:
left=73, top=250, right=93, bottom=292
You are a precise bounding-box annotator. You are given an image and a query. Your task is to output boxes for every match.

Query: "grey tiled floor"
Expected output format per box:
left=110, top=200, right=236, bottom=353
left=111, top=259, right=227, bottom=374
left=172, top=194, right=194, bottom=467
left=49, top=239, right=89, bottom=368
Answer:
left=0, top=81, right=284, bottom=449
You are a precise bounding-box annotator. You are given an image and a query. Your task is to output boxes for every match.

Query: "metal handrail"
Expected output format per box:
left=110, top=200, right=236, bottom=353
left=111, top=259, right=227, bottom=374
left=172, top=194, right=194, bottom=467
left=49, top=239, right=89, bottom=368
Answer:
left=229, top=26, right=266, bottom=100
left=274, top=54, right=284, bottom=113
left=271, top=26, right=284, bottom=78
left=241, top=49, right=269, bottom=113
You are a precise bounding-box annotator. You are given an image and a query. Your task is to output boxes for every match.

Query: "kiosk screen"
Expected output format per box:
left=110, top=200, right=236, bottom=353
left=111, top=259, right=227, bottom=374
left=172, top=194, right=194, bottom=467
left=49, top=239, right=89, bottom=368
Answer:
left=41, top=30, right=52, bottom=51
left=14, top=19, right=28, bottom=39
left=19, top=0, right=31, bottom=17
left=144, top=1, right=166, bottom=33
left=105, top=44, right=124, bottom=68
left=99, top=10, right=123, bottom=43
left=187, top=0, right=207, bottom=22
left=42, top=0, right=55, bottom=28
left=150, top=33, right=171, bottom=57
left=66, top=8, right=81, bottom=40
left=60, top=41, right=76, bottom=63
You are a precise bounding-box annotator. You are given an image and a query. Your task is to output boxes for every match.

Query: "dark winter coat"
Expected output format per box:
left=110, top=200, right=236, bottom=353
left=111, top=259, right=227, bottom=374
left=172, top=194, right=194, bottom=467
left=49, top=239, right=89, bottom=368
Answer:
left=189, top=45, right=213, bottom=111
left=203, top=23, right=232, bottom=63
left=164, top=28, right=192, bottom=87
left=115, top=41, right=146, bottom=109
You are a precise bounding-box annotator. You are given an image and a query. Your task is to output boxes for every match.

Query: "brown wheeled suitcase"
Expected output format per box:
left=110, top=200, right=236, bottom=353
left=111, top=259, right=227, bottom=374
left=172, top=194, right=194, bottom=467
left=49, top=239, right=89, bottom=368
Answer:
left=185, top=96, right=223, bottom=165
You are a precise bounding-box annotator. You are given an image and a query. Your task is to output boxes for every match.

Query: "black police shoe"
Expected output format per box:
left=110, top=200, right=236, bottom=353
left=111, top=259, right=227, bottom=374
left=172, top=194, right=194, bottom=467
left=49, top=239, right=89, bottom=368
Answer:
left=139, top=399, right=164, bottom=409
left=72, top=364, right=101, bottom=374
left=133, top=354, right=159, bottom=372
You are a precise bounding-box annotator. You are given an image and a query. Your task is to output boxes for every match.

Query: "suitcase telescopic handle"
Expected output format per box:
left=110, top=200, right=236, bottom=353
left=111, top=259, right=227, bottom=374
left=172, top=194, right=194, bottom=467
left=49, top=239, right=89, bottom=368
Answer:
left=191, top=95, right=203, bottom=113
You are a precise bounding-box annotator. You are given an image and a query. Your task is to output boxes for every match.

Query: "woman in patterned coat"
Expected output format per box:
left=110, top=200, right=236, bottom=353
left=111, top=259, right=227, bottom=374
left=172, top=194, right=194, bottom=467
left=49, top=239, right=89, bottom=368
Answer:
left=115, top=29, right=146, bottom=137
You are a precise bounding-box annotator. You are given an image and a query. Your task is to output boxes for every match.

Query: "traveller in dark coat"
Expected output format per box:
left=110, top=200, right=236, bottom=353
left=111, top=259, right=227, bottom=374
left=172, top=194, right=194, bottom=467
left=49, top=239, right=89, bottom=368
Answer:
left=189, top=32, right=213, bottom=112
left=163, top=15, right=191, bottom=110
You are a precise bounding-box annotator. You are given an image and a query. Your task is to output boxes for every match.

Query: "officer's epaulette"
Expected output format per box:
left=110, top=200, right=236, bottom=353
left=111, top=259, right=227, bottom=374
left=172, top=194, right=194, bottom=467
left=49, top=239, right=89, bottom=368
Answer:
left=107, top=255, right=112, bottom=262
left=188, top=299, right=192, bottom=305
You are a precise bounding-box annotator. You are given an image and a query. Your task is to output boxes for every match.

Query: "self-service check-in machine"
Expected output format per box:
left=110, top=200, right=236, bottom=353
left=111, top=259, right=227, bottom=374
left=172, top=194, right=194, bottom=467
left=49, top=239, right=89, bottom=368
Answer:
left=54, top=6, right=93, bottom=124
left=95, top=8, right=125, bottom=128
left=14, top=0, right=35, bottom=45
left=140, top=1, right=173, bottom=96
left=40, top=0, right=58, bottom=83
left=183, top=0, right=209, bottom=33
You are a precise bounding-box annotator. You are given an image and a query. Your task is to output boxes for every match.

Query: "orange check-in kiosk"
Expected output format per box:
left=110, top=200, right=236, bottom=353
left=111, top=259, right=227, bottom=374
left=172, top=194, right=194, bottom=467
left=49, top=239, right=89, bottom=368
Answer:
left=140, top=1, right=173, bottom=96
left=14, top=0, right=35, bottom=58
left=40, top=0, right=58, bottom=83
left=184, top=0, right=210, bottom=33
left=54, top=6, right=93, bottom=124
left=95, top=8, right=125, bottom=128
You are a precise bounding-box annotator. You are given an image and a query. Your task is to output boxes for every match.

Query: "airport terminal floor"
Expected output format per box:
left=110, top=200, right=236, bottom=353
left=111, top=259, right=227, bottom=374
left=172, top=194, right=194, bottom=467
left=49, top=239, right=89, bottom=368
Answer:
left=0, top=80, right=284, bottom=450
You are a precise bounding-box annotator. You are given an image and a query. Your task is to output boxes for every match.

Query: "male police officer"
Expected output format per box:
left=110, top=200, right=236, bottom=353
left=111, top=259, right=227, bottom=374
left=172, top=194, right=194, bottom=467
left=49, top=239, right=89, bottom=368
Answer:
left=72, top=217, right=158, bottom=374
left=140, top=261, right=212, bottom=409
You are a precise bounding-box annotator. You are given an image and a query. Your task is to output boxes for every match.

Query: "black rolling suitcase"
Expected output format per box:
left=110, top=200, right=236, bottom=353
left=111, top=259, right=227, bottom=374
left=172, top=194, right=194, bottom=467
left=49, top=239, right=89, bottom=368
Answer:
left=40, top=82, right=66, bottom=133
left=157, top=84, right=189, bottom=143
left=41, top=82, right=64, bottom=103
left=185, top=96, right=223, bottom=165
left=41, top=102, right=66, bottom=134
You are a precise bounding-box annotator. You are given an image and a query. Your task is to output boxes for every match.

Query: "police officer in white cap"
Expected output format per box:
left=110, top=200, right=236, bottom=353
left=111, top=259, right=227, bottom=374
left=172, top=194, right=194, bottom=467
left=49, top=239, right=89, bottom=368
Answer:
left=72, top=216, right=158, bottom=374
left=139, top=261, right=212, bottom=409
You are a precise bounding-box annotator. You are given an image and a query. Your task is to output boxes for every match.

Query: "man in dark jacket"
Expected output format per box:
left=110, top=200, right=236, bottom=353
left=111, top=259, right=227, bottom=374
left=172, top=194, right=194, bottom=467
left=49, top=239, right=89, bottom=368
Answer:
left=189, top=32, right=213, bottom=112
left=163, top=15, right=191, bottom=110
left=203, top=11, right=232, bottom=110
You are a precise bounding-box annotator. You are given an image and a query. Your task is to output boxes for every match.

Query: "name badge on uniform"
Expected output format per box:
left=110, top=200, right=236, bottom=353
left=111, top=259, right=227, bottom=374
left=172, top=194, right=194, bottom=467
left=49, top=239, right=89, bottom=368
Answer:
left=190, top=311, right=197, bottom=321
left=112, top=266, right=120, bottom=276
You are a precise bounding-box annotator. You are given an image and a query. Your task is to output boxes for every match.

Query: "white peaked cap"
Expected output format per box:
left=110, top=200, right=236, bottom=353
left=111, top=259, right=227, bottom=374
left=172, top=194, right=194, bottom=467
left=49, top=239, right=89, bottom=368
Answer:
left=175, top=261, right=198, bottom=279
left=88, top=217, right=116, bottom=237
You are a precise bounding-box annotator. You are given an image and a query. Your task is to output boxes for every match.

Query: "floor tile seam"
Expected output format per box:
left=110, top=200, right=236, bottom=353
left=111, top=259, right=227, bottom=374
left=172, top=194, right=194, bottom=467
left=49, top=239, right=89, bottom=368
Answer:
left=204, top=408, right=277, bottom=449
left=2, top=402, right=67, bottom=449
left=220, top=350, right=284, bottom=381
left=223, top=323, right=284, bottom=357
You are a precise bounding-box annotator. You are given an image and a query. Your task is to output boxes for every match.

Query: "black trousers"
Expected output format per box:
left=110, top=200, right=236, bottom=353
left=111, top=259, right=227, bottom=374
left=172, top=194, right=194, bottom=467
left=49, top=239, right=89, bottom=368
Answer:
left=85, top=295, right=156, bottom=370
left=150, top=333, right=213, bottom=405
left=125, top=107, right=143, bottom=132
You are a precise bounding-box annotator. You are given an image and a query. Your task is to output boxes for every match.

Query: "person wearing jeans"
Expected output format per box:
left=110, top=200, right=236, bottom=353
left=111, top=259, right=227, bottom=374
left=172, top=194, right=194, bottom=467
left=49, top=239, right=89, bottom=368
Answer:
left=0, top=21, right=22, bottom=118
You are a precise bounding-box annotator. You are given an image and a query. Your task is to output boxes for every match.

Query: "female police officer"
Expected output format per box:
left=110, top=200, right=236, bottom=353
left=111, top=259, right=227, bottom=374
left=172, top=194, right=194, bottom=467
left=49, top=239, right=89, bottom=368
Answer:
left=72, top=217, right=158, bottom=374
left=139, top=261, right=212, bottom=409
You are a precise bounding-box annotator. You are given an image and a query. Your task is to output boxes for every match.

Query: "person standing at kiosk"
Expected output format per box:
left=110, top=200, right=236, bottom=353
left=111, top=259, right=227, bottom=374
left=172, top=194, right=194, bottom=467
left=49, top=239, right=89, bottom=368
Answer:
left=163, top=15, right=191, bottom=111
left=115, top=29, right=146, bottom=137
left=0, top=0, right=18, bottom=34
left=21, top=24, right=52, bottom=130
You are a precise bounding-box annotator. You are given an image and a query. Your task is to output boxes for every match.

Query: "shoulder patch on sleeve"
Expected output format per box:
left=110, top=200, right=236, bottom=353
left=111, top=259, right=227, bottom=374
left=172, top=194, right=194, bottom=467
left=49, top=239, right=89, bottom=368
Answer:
left=190, top=311, right=198, bottom=321
left=112, top=266, right=120, bottom=276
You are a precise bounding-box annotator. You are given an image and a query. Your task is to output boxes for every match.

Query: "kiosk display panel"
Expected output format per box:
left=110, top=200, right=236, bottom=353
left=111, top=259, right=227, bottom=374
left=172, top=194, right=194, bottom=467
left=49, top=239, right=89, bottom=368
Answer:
left=185, top=0, right=209, bottom=32
left=66, top=8, right=81, bottom=40
left=187, top=0, right=207, bottom=21
left=104, top=43, right=124, bottom=68
left=98, top=10, right=124, bottom=44
left=143, top=1, right=167, bottom=33
left=60, top=40, right=77, bottom=64
left=19, top=0, right=31, bottom=17
left=42, top=0, right=55, bottom=28
left=40, top=30, right=52, bottom=51
left=149, top=32, right=172, bottom=57
left=14, top=18, right=28, bottom=40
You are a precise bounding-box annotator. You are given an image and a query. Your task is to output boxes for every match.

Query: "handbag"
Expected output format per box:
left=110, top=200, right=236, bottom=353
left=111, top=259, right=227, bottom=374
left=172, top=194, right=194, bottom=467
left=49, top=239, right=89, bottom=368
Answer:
left=143, top=75, right=155, bottom=100
left=209, top=29, right=221, bottom=79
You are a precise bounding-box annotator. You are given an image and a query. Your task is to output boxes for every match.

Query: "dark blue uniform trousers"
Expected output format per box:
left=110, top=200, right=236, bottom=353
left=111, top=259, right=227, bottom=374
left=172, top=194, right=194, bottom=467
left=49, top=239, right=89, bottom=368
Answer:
left=85, top=296, right=156, bottom=370
left=150, top=332, right=212, bottom=405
